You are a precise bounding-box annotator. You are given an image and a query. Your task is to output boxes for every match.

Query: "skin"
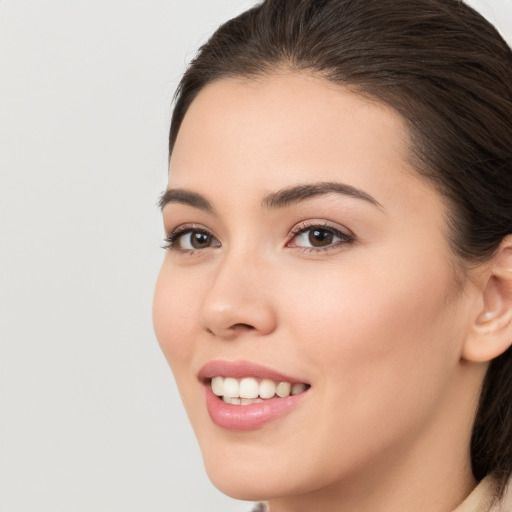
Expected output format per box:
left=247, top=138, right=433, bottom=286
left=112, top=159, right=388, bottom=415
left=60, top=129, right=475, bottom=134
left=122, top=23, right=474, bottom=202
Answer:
left=153, top=72, right=492, bottom=512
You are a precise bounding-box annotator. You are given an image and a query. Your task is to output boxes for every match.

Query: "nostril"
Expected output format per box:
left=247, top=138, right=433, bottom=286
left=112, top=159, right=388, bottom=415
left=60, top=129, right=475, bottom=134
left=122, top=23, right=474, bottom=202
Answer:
left=233, top=323, right=255, bottom=331
left=205, top=323, right=255, bottom=337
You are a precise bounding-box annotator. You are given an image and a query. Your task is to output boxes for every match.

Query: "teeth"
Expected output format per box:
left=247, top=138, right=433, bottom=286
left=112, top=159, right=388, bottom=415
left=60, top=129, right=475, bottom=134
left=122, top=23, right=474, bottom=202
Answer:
left=223, top=377, right=239, bottom=398
left=239, top=377, right=259, bottom=399
left=241, top=398, right=264, bottom=405
left=210, top=376, right=309, bottom=403
left=222, top=397, right=241, bottom=405
left=259, top=379, right=276, bottom=399
left=211, top=376, right=224, bottom=396
left=291, top=383, right=306, bottom=395
left=222, top=397, right=265, bottom=405
left=276, top=382, right=291, bottom=398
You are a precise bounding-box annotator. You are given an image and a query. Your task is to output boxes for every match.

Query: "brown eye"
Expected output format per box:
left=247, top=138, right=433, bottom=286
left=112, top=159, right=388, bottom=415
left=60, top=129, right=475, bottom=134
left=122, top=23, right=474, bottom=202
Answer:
left=178, top=230, right=220, bottom=250
left=190, top=231, right=213, bottom=249
left=164, top=227, right=221, bottom=252
left=289, top=224, right=354, bottom=251
left=308, top=229, right=334, bottom=247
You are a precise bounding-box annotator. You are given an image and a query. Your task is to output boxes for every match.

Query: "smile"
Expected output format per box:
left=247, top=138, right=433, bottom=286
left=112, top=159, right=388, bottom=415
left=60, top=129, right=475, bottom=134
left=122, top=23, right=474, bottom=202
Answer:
left=199, top=361, right=311, bottom=430
left=210, top=376, right=308, bottom=404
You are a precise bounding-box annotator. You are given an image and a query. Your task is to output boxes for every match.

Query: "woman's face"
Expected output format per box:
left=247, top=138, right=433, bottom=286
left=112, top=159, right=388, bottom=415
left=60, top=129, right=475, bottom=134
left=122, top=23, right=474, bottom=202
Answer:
left=153, top=73, right=478, bottom=502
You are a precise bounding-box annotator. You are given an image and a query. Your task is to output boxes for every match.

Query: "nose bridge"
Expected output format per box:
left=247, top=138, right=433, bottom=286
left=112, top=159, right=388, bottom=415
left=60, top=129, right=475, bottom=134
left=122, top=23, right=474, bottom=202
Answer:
left=200, top=244, right=276, bottom=338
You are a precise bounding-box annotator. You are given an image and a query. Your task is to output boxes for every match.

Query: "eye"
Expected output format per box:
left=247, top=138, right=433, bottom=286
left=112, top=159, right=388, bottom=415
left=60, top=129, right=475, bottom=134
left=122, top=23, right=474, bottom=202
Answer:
left=288, top=223, right=354, bottom=251
left=164, top=226, right=221, bottom=252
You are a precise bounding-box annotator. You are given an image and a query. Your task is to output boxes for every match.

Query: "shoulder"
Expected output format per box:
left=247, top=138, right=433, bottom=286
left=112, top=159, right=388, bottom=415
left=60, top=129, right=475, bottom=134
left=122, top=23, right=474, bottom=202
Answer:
left=456, top=476, right=512, bottom=512
left=251, top=504, right=268, bottom=512
left=495, top=478, right=512, bottom=512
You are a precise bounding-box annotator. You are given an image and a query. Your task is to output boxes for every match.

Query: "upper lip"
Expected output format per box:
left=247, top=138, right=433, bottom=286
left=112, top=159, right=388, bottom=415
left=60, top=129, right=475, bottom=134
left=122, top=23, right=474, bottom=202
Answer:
left=198, top=360, right=309, bottom=385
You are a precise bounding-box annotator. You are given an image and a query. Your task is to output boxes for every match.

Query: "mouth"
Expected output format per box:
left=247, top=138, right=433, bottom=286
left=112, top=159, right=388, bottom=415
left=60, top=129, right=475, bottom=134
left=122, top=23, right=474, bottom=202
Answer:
left=209, top=376, right=309, bottom=405
left=199, top=360, right=311, bottom=431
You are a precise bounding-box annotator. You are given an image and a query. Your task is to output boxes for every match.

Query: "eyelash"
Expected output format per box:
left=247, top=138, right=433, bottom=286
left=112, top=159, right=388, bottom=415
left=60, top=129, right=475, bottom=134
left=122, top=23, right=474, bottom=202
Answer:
left=163, top=224, right=218, bottom=254
left=287, top=222, right=355, bottom=253
left=163, top=222, right=355, bottom=254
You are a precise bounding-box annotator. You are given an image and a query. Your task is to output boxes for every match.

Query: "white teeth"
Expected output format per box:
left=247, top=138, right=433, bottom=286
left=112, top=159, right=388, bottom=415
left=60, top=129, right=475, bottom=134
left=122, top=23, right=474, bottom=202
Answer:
left=223, top=377, right=239, bottom=398
left=291, top=383, right=307, bottom=395
left=241, top=398, right=263, bottom=405
left=211, top=376, right=224, bottom=396
left=210, top=376, right=308, bottom=403
left=259, top=379, right=276, bottom=399
left=276, top=381, right=291, bottom=398
left=222, top=397, right=241, bottom=405
left=239, top=377, right=259, bottom=399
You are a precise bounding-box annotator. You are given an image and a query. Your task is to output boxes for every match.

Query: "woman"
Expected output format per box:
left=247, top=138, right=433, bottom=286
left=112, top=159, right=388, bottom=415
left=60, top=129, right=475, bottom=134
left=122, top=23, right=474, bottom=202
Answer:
left=153, top=1, right=512, bottom=510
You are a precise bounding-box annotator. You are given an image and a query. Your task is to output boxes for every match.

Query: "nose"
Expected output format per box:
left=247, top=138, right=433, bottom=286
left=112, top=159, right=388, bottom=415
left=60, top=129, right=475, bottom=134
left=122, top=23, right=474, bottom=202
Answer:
left=199, top=253, right=277, bottom=340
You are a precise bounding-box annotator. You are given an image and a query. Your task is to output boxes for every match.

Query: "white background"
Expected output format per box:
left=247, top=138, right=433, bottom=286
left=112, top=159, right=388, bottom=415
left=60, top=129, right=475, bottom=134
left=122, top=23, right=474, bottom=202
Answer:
left=1, top=1, right=511, bottom=511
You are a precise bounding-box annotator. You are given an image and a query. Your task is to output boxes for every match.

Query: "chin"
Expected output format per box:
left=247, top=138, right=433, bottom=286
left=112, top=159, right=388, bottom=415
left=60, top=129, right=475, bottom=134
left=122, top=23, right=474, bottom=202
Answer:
left=199, top=438, right=338, bottom=503
left=198, top=440, right=298, bottom=501
left=206, top=470, right=271, bottom=501
left=204, top=462, right=294, bottom=502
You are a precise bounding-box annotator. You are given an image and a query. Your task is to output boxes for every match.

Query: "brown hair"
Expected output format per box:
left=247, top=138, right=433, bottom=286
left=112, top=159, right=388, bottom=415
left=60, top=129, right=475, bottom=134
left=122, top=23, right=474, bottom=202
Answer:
left=169, top=0, right=512, bottom=496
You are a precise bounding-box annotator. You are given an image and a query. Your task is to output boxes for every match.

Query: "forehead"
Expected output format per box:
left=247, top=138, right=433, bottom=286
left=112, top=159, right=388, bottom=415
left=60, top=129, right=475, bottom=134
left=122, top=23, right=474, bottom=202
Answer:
left=170, top=72, right=412, bottom=185
left=169, top=72, right=442, bottom=221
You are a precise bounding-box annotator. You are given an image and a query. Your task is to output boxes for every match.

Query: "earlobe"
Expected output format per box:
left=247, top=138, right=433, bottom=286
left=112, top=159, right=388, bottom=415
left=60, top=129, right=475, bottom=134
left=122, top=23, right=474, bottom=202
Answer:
left=462, top=238, right=512, bottom=363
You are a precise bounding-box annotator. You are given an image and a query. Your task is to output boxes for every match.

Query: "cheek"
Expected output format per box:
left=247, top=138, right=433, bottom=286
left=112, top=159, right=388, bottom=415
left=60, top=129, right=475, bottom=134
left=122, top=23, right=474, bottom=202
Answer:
left=279, top=253, right=461, bottom=431
left=283, top=240, right=459, bottom=356
left=258, top=258, right=463, bottom=488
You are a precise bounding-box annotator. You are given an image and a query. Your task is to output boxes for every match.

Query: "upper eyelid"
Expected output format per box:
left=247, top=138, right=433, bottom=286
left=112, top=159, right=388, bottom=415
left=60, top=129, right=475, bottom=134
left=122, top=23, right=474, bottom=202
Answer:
left=165, top=220, right=354, bottom=248
left=286, top=221, right=356, bottom=249
left=288, top=220, right=354, bottom=237
left=166, top=222, right=215, bottom=237
left=164, top=224, right=221, bottom=253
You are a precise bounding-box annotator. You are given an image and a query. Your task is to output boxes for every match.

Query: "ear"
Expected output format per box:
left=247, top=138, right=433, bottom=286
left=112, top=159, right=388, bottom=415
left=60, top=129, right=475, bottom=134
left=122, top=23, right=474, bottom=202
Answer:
left=462, top=236, right=512, bottom=363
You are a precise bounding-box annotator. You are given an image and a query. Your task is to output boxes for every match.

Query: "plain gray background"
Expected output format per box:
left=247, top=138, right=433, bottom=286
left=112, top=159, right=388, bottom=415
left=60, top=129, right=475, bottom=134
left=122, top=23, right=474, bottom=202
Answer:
left=1, top=1, right=511, bottom=511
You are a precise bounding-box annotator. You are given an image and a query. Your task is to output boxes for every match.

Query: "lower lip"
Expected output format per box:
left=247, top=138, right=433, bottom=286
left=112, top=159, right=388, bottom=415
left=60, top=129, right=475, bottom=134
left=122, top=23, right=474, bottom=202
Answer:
left=204, top=385, right=308, bottom=431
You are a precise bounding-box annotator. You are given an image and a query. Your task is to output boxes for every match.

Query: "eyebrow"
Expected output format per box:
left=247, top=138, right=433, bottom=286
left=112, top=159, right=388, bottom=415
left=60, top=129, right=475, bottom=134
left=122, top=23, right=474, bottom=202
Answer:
left=159, top=181, right=383, bottom=213
left=158, top=189, right=214, bottom=212
left=262, top=181, right=383, bottom=210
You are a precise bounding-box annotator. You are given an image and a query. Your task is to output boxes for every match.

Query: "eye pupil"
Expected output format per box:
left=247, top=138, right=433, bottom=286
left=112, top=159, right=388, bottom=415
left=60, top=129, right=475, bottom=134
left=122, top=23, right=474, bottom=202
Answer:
left=191, top=232, right=211, bottom=248
left=309, top=229, right=334, bottom=247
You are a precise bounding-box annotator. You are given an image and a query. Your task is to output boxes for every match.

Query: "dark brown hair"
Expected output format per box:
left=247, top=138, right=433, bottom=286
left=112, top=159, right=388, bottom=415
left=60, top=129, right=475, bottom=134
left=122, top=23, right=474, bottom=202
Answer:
left=169, top=0, right=512, bottom=496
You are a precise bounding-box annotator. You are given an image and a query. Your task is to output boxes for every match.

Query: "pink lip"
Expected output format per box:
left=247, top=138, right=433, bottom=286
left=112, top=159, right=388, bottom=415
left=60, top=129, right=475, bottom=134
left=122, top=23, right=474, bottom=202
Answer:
left=199, top=360, right=310, bottom=431
left=204, top=385, right=308, bottom=431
